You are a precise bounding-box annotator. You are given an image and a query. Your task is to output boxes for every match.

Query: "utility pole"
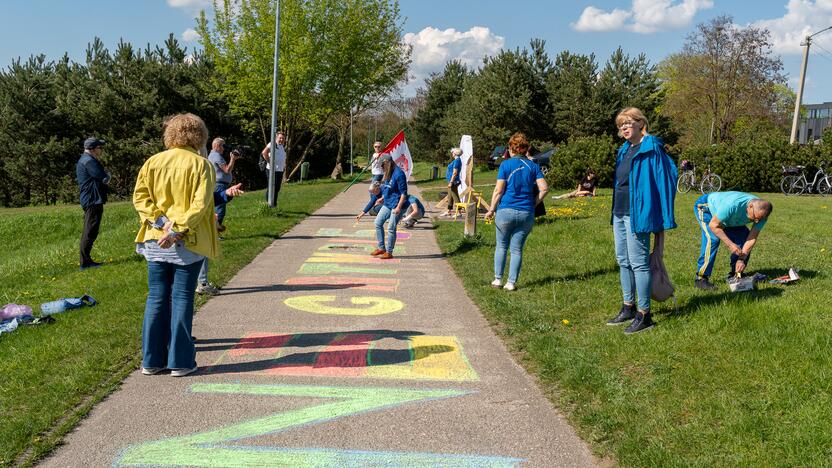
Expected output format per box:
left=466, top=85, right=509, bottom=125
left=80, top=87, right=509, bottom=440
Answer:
left=790, top=26, right=832, bottom=145
left=349, top=108, right=353, bottom=176
left=267, top=0, right=281, bottom=207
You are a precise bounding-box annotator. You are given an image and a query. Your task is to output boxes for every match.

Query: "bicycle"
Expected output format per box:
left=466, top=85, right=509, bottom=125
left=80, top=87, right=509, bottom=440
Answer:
left=780, top=161, right=831, bottom=196
left=677, top=159, right=722, bottom=194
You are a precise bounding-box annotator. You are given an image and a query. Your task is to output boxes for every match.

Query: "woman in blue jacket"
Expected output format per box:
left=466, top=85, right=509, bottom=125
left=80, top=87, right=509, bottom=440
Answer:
left=607, top=107, right=677, bottom=334
left=371, top=155, right=409, bottom=260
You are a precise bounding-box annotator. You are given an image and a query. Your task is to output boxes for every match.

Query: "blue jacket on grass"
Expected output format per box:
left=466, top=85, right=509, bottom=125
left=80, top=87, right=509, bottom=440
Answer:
left=611, top=134, right=678, bottom=233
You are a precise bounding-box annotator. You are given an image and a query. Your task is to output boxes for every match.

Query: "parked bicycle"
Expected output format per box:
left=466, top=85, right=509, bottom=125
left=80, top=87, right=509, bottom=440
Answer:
left=677, top=159, right=722, bottom=194
left=780, top=162, right=831, bottom=196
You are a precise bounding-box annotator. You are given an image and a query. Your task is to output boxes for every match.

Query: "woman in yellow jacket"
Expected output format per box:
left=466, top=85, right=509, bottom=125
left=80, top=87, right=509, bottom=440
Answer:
left=133, top=113, right=219, bottom=377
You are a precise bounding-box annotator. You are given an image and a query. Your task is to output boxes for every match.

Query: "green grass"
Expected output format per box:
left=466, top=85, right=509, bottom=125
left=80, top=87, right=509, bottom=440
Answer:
left=434, top=189, right=832, bottom=466
left=0, top=179, right=346, bottom=466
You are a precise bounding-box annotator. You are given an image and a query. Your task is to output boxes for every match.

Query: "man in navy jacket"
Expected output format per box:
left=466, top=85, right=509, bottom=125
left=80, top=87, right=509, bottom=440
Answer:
left=76, top=137, right=110, bottom=269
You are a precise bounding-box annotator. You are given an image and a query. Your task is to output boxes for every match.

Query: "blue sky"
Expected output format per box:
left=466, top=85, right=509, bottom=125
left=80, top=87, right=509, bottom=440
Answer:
left=3, top=0, right=832, bottom=103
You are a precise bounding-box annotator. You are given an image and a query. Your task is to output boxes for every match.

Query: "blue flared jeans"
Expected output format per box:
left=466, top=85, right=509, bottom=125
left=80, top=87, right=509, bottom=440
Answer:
left=142, top=260, right=201, bottom=370
left=493, top=208, right=535, bottom=284
left=612, top=215, right=652, bottom=311
left=375, top=205, right=404, bottom=253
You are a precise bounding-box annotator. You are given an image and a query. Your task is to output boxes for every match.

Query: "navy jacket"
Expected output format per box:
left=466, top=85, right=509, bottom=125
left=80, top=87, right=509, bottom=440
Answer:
left=611, top=134, right=678, bottom=233
left=76, top=153, right=109, bottom=208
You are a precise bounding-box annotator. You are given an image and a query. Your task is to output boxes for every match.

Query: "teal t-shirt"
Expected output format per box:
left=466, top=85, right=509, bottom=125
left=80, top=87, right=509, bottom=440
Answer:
left=707, top=191, right=767, bottom=230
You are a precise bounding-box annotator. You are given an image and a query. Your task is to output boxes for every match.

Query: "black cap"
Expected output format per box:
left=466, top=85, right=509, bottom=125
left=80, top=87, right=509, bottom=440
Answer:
left=84, top=138, right=106, bottom=149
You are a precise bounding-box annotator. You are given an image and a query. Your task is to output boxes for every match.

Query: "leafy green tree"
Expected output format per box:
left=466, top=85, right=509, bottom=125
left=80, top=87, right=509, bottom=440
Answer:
left=658, top=15, right=786, bottom=147
left=441, top=47, right=549, bottom=157
left=412, top=60, right=470, bottom=162
left=546, top=51, right=604, bottom=141
left=596, top=47, right=665, bottom=139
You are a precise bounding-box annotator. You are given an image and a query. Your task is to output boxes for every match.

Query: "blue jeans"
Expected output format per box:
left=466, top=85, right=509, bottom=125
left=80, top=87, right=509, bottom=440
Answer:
left=695, top=194, right=750, bottom=278
left=197, top=258, right=209, bottom=285
left=375, top=205, right=404, bottom=253
left=613, top=215, right=652, bottom=311
left=214, top=182, right=228, bottom=224
left=493, top=208, right=534, bottom=283
left=142, top=260, right=201, bottom=370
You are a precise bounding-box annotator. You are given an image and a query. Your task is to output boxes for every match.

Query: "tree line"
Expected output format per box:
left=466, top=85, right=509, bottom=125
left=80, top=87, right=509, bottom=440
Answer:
left=410, top=16, right=795, bottom=166
left=0, top=0, right=409, bottom=207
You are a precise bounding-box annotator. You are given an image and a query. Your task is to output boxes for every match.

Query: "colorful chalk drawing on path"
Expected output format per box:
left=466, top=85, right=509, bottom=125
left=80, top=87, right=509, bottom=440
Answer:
left=298, top=263, right=397, bottom=275
left=286, top=276, right=400, bottom=292
left=320, top=242, right=406, bottom=254
left=305, top=252, right=401, bottom=264
left=115, top=383, right=520, bottom=467
left=284, top=295, right=403, bottom=315
left=207, top=331, right=478, bottom=381
left=316, top=228, right=411, bottom=240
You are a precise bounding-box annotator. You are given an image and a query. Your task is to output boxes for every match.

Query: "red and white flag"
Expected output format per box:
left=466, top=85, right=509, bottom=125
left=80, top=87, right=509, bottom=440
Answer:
left=380, top=130, right=413, bottom=178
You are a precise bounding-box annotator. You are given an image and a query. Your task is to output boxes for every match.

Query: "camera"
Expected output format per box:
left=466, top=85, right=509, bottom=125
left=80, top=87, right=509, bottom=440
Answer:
left=223, top=144, right=252, bottom=159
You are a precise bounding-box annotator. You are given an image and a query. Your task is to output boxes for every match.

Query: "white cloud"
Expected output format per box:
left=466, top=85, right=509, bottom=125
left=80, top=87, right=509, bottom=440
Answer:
left=403, top=26, right=505, bottom=91
left=572, top=0, right=713, bottom=34
left=750, top=0, right=832, bottom=55
left=167, top=0, right=211, bottom=11
left=182, top=28, right=200, bottom=43
left=573, top=6, right=632, bottom=32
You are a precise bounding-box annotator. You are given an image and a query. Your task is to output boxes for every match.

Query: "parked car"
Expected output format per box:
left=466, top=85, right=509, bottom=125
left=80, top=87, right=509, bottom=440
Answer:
left=487, top=145, right=552, bottom=175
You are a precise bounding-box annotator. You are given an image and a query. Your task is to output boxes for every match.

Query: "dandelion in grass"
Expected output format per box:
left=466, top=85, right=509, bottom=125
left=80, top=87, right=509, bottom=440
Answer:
left=562, top=319, right=570, bottom=325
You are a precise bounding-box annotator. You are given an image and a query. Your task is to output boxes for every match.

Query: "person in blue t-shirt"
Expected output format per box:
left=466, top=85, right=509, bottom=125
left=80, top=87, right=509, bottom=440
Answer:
left=484, top=132, right=548, bottom=291
left=371, top=155, right=409, bottom=259
left=606, top=107, right=678, bottom=334
left=693, top=191, right=772, bottom=290
left=355, top=181, right=383, bottom=221
left=444, top=148, right=463, bottom=216
left=401, top=195, right=425, bottom=229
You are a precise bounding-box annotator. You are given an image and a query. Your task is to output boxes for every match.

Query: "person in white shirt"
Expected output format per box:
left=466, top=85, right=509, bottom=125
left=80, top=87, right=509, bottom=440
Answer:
left=261, top=131, right=287, bottom=203
left=369, top=141, right=384, bottom=182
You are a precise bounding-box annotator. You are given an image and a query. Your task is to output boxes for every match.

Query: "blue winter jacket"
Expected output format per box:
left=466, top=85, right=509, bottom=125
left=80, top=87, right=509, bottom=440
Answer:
left=610, top=134, right=678, bottom=233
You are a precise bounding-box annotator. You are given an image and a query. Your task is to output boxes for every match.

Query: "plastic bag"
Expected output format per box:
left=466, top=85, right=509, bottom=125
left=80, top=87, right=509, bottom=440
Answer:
left=650, top=232, right=676, bottom=302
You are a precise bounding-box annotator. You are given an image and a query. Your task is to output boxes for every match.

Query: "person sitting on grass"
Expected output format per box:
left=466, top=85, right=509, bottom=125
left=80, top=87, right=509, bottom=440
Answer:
left=370, top=155, right=409, bottom=260
left=400, top=195, right=425, bottom=229
left=693, top=191, right=772, bottom=290
left=553, top=169, right=598, bottom=199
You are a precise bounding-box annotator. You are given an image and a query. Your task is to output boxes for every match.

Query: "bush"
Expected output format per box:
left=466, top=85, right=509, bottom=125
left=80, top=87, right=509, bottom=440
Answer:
left=546, top=135, right=617, bottom=189
left=680, top=136, right=832, bottom=193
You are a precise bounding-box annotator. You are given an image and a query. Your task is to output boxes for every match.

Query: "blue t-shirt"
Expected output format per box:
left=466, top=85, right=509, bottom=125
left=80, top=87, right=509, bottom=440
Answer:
left=381, top=166, right=410, bottom=210
left=613, top=143, right=640, bottom=217
left=208, top=150, right=232, bottom=184
left=496, top=157, right=545, bottom=213
left=446, top=158, right=462, bottom=183
left=707, top=191, right=767, bottom=230
left=407, top=195, right=425, bottom=215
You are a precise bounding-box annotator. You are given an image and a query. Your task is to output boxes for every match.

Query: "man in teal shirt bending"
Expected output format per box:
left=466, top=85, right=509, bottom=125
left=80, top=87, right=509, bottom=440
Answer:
left=694, top=191, right=773, bottom=290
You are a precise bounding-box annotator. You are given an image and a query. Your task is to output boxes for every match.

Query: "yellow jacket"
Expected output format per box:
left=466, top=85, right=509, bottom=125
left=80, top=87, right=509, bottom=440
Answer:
left=133, top=146, right=219, bottom=259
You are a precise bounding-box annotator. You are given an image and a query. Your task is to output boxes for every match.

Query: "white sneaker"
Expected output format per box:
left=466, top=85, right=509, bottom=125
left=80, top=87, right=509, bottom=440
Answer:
left=503, top=282, right=516, bottom=291
left=171, top=366, right=198, bottom=377
left=196, top=282, right=220, bottom=296
left=141, top=367, right=164, bottom=375
left=491, top=278, right=502, bottom=288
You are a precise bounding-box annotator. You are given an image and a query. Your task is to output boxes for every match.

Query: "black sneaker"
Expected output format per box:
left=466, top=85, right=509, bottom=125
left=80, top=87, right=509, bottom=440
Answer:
left=625, top=312, right=655, bottom=334
left=606, top=303, right=636, bottom=326
left=694, top=277, right=716, bottom=290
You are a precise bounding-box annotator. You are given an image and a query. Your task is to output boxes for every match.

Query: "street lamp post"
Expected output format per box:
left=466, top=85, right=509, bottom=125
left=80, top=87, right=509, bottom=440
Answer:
left=267, top=1, right=281, bottom=207
left=790, top=26, right=832, bottom=145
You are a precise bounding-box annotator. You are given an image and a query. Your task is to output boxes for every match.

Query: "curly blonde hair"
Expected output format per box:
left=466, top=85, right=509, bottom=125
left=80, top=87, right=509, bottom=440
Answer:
left=163, top=113, right=209, bottom=151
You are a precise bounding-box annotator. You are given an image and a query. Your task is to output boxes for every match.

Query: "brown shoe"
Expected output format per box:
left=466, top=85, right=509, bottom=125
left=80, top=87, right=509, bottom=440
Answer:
left=370, top=248, right=385, bottom=256
left=378, top=251, right=393, bottom=260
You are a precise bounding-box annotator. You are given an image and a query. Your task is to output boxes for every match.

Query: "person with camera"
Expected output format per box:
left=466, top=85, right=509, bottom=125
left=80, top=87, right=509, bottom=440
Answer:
left=261, top=131, right=286, bottom=204
left=76, top=137, right=111, bottom=270
left=208, top=138, right=238, bottom=232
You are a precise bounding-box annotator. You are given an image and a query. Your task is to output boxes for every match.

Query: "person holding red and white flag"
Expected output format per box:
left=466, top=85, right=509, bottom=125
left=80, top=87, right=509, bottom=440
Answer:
left=378, top=130, right=413, bottom=178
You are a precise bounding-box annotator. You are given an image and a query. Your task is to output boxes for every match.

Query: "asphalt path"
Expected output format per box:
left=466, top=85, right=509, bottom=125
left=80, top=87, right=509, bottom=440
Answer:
left=43, top=182, right=596, bottom=467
